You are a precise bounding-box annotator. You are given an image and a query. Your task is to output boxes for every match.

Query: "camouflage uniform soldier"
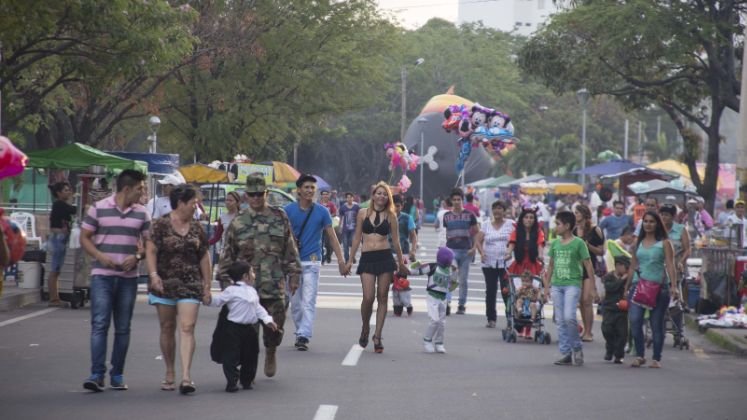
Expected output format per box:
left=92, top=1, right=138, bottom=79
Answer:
left=219, top=175, right=301, bottom=378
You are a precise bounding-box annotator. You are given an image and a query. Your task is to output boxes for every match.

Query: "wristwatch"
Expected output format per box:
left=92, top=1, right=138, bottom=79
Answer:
left=135, top=253, right=143, bottom=261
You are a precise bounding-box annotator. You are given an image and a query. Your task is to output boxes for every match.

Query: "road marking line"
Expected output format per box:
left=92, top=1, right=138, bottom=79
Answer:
left=0, top=308, right=59, bottom=328
left=313, top=404, right=338, bottom=420
left=341, top=345, right=363, bottom=366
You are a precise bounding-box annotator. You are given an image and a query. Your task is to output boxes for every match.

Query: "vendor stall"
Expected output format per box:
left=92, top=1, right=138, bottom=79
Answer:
left=25, top=143, right=147, bottom=308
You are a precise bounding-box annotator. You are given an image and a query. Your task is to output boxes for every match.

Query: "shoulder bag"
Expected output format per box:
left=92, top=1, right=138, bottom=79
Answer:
left=631, top=274, right=662, bottom=310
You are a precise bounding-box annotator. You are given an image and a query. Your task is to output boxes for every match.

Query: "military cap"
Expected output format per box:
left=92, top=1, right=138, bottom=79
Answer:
left=246, top=175, right=268, bottom=193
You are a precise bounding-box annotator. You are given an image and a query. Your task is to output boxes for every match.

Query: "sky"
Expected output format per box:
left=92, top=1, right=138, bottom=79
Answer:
left=375, top=0, right=457, bottom=29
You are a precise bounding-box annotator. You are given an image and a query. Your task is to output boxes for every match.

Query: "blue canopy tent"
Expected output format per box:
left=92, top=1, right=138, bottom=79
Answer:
left=571, top=160, right=646, bottom=176
left=313, top=175, right=331, bottom=191
left=107, top=151, right=179, bottom=175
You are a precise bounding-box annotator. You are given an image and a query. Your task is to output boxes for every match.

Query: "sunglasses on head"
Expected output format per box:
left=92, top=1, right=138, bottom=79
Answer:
left=246, top=191, right=265, bottom=198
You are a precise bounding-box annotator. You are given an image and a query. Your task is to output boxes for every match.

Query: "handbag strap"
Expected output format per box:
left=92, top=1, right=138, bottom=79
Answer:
left=295, top=204, right=315, bottom=245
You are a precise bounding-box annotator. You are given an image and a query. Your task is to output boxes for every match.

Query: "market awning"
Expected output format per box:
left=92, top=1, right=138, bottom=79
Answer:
left=468, top=175, right=516, bottom=189
left=26, top=142, right=147, bottom=173
left=571, top=160, right=645, bottom=176
left=179, top=164, right=230, bottom=183
left=259, top=161, right=301, bottom=183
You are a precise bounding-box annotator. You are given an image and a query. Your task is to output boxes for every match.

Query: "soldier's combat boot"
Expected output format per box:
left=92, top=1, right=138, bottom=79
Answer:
left=264, top=347, right=277, bottom=377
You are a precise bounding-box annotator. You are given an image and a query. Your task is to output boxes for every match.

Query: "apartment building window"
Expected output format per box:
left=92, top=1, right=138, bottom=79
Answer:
left=538, top=0, right=546, bottom=9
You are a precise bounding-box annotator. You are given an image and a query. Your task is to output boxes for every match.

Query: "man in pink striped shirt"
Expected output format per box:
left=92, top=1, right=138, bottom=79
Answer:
left=79, top=169, right=150, bottom=392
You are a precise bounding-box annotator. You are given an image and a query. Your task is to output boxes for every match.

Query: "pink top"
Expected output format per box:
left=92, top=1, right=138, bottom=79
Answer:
left=81, top=195, right=151, bottom=278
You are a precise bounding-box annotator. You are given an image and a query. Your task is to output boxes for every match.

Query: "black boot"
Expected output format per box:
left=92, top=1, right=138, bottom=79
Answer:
left=393, top=305, right=403, bottom=316
left=406, top=306, right=413, bottom=316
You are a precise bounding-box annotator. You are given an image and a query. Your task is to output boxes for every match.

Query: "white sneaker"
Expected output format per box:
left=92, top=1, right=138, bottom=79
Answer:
left=435, top=344, right=447, bottom=354
left=423, top=341, right=435, bottom=353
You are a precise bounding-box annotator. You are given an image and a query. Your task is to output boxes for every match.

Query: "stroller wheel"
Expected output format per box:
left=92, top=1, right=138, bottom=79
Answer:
left=501, top=330, right=508, bottom=341
left=684, top=339, right=690, bottom=350
left=544, top=333, right=551, bottom=345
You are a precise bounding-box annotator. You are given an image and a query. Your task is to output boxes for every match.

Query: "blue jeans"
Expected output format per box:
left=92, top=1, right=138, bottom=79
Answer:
left=449, top=248, right=472, bottom=307
left=551, top=285, right=582, bottom=355
left=629, top=284, right=670, bottom=361
left=89, top=275, right=138, bottom=378
left=342, top=230, right=355, bottom=262
left=291, top=263, right=321, bottom=339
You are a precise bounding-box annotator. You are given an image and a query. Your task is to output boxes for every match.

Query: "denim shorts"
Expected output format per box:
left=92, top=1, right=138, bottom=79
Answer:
left=48, top=232, right=69, bottom=272
left=147, top=293, right=201, bottom=306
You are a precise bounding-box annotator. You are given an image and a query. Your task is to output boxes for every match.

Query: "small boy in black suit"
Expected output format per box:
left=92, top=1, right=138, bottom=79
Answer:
left=208, top=261, right=277, bottom=392
left=602, top=255, right=630, bottom=364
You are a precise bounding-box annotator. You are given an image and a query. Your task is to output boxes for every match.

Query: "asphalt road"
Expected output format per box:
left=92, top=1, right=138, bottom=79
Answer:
left=0, top=227, right=744, bottom=420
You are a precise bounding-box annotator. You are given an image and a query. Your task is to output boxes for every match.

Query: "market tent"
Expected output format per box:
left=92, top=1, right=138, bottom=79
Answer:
left=468, top=175, right=515, bottom=189
left=108, top=151, right=179, bottom=175
left=571, top=160, right=645, bottom=176
left=313, top=175, right=331, bottom=191
left=26, top=142, right=147, bottom=172
left=259, top=161, right=300, bottom=183
left=501, top=173, right=545, bottom=187
left=179, top=164, right=230, bottom=183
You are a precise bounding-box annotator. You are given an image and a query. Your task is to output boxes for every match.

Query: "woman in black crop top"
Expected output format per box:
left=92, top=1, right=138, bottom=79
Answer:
left=48, top=181, right=76, bottom=306
left=345, top=182, right=406, bottom=353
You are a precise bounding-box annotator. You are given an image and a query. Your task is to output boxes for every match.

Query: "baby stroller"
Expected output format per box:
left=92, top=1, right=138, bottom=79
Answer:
left=644, top=288, right=690, bottom=351
left=502, top=274, right=551, bottom=344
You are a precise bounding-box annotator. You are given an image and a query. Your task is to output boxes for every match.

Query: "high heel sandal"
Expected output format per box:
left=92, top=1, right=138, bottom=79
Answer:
left=359, top=327, right=370, bottom=348
left=372, top=335, right=383, bottom=353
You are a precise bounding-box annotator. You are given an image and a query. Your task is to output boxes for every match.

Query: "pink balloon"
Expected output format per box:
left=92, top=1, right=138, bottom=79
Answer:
left=0, top=136, right=27, bottom=180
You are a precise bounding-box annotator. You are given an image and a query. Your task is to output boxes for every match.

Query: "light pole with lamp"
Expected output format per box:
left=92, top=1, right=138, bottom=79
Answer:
left=148, top=115, right=161, bottom=154
left=576, top=88, right=590, bottom=186
left=401, top=57, right=425, bottom=141
left=417, top=117, right=428, bottom=203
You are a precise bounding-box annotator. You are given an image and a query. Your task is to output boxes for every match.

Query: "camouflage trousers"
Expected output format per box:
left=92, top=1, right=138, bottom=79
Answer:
left=259, top=298, right=287, bottom=349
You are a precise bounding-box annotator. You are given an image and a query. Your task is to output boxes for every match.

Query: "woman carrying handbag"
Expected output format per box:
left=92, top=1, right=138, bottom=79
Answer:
left=625, top=211, right=678, bottom=369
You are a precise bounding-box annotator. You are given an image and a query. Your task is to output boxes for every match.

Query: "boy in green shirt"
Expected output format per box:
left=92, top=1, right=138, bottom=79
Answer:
left=543, top=211, right=595, bottom=366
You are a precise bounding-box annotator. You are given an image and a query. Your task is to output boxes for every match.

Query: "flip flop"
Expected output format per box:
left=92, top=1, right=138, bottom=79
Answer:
left=581, top=336, right=594, bottom=342
left=161, top=380, right=175, bottom=391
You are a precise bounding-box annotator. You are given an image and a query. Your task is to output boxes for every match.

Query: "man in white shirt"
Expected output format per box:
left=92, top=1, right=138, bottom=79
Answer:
left=147, top=172, right=205, bottom=220
left=728, top=200, right=747, bottom=248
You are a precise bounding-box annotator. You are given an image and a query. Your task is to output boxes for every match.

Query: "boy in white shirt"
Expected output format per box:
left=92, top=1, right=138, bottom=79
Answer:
left=207, top=261, right=277, bottom=392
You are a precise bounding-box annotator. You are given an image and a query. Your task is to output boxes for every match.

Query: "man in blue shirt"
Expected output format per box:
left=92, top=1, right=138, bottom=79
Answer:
left=599, top=200, right=632, bottom=240
left=285, top=174, right=348, bottom=351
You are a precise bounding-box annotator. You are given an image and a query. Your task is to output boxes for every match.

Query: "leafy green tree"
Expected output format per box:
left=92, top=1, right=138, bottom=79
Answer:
left=519, top=0, right=744, bottom=211
left=0, top=0, right=194, bottom=149
left=157, top=0, right=398, bottom=162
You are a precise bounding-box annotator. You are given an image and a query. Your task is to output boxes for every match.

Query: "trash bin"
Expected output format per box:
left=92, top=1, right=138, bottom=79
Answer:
left=687, top=284, right=700, bottom=309
left=18, top=262, right=42, bottom=289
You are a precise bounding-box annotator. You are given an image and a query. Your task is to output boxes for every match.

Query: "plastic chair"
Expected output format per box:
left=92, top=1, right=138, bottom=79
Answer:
left=9, top=211, right=42, bottom=247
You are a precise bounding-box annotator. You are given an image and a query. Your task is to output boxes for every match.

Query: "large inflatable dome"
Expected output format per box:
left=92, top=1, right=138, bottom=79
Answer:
left=403, top=94, right=495, bottom=205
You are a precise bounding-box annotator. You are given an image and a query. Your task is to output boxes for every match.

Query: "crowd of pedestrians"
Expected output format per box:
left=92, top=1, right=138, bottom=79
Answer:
left=60, top=166, right=747, bottom=395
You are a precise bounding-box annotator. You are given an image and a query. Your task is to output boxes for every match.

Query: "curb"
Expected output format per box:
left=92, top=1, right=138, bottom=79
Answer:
left=0, top=289, right=42, bottom=312
left=684, top=314, right=747, bottom=357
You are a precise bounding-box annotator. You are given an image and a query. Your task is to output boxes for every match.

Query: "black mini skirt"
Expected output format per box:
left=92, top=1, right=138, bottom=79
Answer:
left=356, top=249, right=397, bottom=275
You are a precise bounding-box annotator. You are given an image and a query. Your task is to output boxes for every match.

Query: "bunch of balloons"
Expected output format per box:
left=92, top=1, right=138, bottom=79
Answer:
left=384, top=142, right=420, bottom=192
left=442, top=103, right=518, bottom=172
left=0, top=136, right=27, bottom=181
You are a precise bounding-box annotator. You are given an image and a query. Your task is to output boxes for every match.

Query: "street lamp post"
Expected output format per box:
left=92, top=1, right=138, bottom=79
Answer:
left=417, top=117, right=428, bottom=203
left=401, top=58, right=425, bottom=141
left=148, top=115, right=161, bottom=154
left=576, top=88, right=590, bottom=186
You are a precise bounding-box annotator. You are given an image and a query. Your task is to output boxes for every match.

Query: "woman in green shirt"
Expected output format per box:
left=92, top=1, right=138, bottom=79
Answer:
left=626, top=211, right=678, bottom=368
